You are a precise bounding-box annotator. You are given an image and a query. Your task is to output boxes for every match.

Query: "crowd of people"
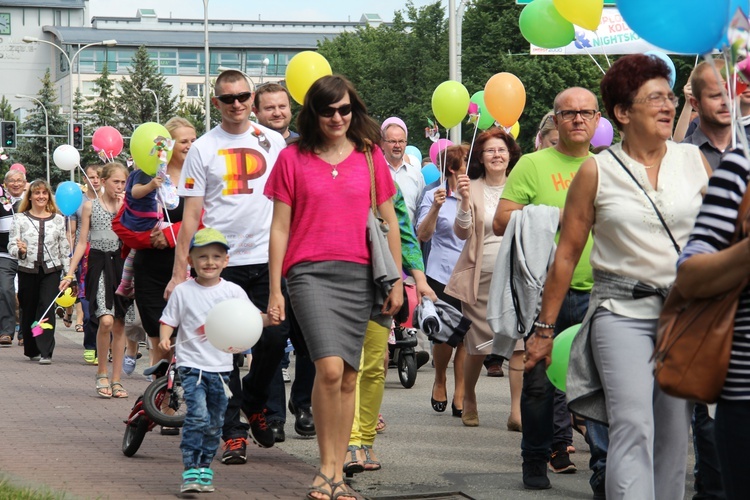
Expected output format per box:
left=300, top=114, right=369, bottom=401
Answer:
left=5, top=52, right=750, bottom=499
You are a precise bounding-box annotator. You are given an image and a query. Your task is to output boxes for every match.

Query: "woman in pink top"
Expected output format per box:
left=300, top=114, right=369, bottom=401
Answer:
left=265, top=75, right=402, bottom=500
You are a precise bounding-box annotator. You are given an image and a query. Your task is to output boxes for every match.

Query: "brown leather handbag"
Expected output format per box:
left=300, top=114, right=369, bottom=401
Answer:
left=653, top=186, right=750, bottom=404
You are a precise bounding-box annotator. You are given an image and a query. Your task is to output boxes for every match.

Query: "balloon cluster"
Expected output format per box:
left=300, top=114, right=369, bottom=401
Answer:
left=519, top=0, right=603, bottom=49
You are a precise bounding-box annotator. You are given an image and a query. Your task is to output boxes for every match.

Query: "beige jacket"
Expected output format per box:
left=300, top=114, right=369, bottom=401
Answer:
left=444, top=179, right=486, bottom=305
left=9, top=212, right=70, bottom=274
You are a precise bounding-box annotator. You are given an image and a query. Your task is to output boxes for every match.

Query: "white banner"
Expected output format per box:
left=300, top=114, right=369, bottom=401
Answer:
left=530, top=8, right=661, bottom=55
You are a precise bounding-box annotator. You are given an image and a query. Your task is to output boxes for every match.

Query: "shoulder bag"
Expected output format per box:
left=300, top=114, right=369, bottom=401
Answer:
left=653, top=185, right=750, bottom=403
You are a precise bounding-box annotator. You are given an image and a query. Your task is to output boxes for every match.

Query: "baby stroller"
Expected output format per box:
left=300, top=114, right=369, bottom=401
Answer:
left=388, top=282, right=425, bottom=388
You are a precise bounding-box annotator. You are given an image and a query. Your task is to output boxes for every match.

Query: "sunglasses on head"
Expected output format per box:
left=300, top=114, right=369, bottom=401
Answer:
left=216, top=92, right=253, bottom=105
left=318, top=103, right=352, bottom=118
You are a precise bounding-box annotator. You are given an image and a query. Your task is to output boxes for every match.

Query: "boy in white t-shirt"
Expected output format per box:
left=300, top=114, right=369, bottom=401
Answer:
left=159, top=227, right=279, bottom=494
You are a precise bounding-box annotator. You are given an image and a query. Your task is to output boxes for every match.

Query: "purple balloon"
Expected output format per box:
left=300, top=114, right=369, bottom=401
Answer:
left=591, top=118, right=614, bottom=149
left=429, top=139, right=453, bottom=165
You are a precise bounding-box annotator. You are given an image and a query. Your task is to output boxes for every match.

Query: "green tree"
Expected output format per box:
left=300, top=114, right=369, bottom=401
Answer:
left=176, top=90, right=220, bottom=136
left=0, top=96, right=14, bottom=122
left=117, top=45, right=177, bottom=133
left=14, top=69, right=70, bottom=185
left=318, top=1, right=449, bottom=155
left=88, top=63, right=119, bottom=128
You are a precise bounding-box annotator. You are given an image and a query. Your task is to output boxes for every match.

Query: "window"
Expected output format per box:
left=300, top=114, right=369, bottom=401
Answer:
left=179, top=51, right=204, bottom=75
left=148, top=50, right=178, bottom=75
left=105, top=48, right=134, bottom=73
left=186, top=83, right=205, bottom=98
left=210, top=51, right=240, bottom=75
left=79, top=48, right=105, bottom=73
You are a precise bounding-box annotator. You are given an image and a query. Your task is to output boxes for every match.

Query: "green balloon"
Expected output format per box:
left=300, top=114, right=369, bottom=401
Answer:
left=519, top=0, right=576, bottom=49
left=432, top=80, right=470, bottom=129
left=130, top=122, right=172, bottom=176
left=470, top=91, right=496, bottom=130
left=546, top=323, right=580, bottom=392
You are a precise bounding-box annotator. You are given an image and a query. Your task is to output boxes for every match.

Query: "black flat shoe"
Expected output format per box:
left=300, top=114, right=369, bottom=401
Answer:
left=452, top=401, right=463, bottom=418
left=431, top=384, right=447, bottom=412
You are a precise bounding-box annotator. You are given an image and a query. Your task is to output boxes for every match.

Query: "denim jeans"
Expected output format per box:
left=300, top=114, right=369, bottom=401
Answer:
left=692, top=403, right=724, bottom=499
left=266, top=351, right=315, bottom=424
left=716, top=399, right=750, bottom=500
left=221, top=264, right=289, bottom=440
left=521, top=289, right=590, bottom=463
left=179, top=367, right=230, bottom=469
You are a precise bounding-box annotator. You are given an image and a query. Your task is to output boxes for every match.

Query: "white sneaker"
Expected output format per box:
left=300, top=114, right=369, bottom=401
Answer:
left=123, top=355, right=136, bottom=376
left=282, top=367, right=291, bottom=383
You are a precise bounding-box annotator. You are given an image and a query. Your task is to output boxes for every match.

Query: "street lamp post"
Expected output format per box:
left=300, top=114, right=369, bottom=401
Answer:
left=16, top=94, right=50, bottom=184
left=143, top=87, right=160, bottom=124
left=203, top=0, right=211, bottom=133
left=23, top=36, right=117, bottom=179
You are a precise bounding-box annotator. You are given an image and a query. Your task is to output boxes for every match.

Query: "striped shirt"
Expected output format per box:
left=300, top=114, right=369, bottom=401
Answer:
left=678, top=150, right=750, bottom=400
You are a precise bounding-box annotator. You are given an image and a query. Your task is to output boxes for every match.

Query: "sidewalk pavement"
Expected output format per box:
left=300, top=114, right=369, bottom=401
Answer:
left=0, top=328, right=317, bottom=500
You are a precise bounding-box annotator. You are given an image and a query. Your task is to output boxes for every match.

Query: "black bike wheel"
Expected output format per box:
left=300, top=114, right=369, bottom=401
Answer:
left=142, top=375, right=187, bottom=428
left=398, top=353, right=417, bottom=388
left=122, top=414, right=149, bottom=457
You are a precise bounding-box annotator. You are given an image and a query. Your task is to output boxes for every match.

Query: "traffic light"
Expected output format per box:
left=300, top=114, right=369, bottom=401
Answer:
left=1, top=121, right=16, bottom=149
left=72, top=123, right=84, bottom=150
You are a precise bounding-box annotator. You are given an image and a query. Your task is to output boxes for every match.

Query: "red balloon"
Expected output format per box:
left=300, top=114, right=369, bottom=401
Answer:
left=92, top=126, right=124, bottom=157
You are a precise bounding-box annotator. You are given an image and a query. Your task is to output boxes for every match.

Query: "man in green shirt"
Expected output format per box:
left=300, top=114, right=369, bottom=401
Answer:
left=494, top=87, right=607, bottom=497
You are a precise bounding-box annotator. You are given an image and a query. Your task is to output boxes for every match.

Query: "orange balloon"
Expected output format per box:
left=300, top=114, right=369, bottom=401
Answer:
left=484, top=73, right=526, bottom=128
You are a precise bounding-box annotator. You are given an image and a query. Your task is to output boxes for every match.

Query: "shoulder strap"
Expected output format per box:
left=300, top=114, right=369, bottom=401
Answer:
left=364, top=140, right=377, bottom=213
left=607, top=149, right=681, bottom=255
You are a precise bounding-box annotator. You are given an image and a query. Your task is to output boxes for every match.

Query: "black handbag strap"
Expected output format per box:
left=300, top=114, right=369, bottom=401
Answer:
left=607, top=149, right=681, bottom=255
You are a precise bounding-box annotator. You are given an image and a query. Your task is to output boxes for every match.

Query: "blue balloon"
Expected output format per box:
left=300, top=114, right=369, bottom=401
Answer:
left=421, top=163, right=440, bottom=185
left=405, top=145, right=423, bottom=164
left=619, top=0, right=730, bottom=54
left=645, top=50, right=676, bottom=88
left=55, top=181, right=83, bottom=217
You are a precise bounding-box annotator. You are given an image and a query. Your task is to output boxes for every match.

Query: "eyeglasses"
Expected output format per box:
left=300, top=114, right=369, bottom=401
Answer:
left=632, top=93, right=679, bottom=108
left=483, top=148, right=508, bottom=156
left=215, top=92, right=253, bottom=105
left=555, top=109, right=599, bottom=122
left=318, top=104, right=352, bottom=118
left=384, top=140, right=407, bottom=146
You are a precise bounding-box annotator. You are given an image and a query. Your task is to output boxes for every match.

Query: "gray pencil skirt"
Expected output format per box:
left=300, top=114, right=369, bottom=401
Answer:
left=287, top=260, right=374, bottom=370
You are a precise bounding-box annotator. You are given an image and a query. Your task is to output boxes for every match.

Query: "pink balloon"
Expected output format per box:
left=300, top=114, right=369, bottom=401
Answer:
left=429, top=139, right=453, bottom=165
left=92, top=126, right=124, bottom=157
left=591, top=117, right=614, bottom=149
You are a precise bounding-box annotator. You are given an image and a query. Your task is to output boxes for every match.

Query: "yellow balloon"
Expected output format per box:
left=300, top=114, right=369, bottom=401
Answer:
left=56, top=288, right=76, bottom=308
left=510, top=121, right=520, bottom=139
left=285, top=51, right=333, bottom=105
left=553, top=0, right=604, bottom=32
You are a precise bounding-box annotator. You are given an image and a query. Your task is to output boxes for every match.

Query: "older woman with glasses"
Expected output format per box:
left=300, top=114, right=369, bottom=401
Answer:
left=445, top=127, right=522, bottom=428
left=265, top=74, right=401, bottom=500
left=527, top=54, right=711, bottom=499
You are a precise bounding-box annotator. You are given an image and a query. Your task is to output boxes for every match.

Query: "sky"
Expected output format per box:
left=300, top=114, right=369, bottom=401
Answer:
left=87, top=0, right=439, bottom=23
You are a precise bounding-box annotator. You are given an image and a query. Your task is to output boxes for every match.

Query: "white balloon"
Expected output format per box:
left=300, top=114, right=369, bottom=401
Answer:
left=53, top=145, right=80, bottom=171
left=204, top=298, right=264, bottom=354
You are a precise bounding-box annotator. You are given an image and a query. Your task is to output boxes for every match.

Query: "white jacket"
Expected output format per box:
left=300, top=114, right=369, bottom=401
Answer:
left=8, top=212, right=70, bottom=274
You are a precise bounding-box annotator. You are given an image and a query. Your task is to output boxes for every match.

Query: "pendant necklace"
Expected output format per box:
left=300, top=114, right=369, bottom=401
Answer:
left=320, top=144, right=347, bottom=179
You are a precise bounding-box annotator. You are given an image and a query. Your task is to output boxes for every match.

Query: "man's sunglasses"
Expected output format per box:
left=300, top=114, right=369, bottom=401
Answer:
left=318, top=104, right=352, bottom=118
left=216, top=92, right=253, bottom=105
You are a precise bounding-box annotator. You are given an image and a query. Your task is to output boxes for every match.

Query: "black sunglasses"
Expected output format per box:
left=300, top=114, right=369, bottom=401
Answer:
left=318, top=104, right=352, bottom=118
left=216, top=92, right=253, bottom=105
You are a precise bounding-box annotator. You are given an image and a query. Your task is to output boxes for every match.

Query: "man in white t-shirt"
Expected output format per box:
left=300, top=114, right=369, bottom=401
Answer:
left=168, top=69, right=288, bottom=464
left=381, top=117, right=425, bottom=225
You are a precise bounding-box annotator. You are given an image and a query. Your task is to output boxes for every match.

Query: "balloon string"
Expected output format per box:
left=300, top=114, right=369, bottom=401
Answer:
left=465, top=118, right=480, bottom=176
left=441, top=130, right=450, bottom=185
left=582, top=45, right=606, bottom=75
left=79, top=166, right=100, bottom=200
left=594, top=33, right=611, bottom=68
left=37, top=289, right=66, bottom=326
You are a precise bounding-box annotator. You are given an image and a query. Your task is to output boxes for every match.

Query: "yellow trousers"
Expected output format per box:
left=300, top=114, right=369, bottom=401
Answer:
left=349, top=320, right=389, bottom=447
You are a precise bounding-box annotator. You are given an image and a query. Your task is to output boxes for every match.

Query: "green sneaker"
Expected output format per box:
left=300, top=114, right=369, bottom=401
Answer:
left=83, top=349, right=98, bottom=365
left=199, top=468, right=215, bottom=492
left=181, top=468, right=202, bottom=493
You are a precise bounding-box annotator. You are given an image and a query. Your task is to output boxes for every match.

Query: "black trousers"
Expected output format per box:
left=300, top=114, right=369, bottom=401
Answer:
left=221, top=263, right=289, bottom=440
left=18, top=269, right=59, bottom=359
